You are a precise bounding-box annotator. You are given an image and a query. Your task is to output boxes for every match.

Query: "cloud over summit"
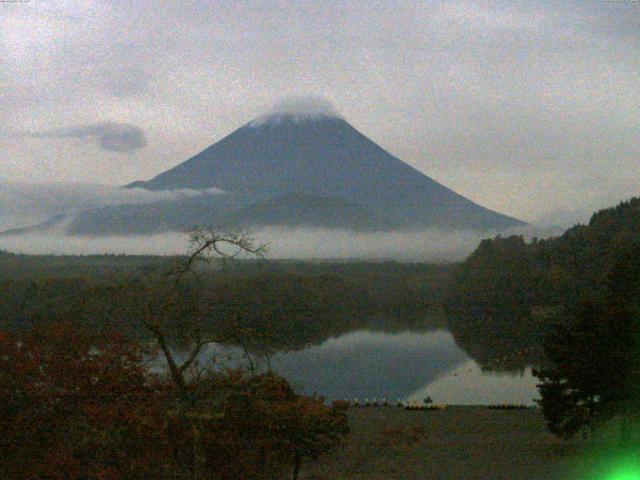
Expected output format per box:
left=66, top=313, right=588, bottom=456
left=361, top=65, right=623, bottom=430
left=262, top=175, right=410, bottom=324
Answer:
left=250, top=96, right=342, bottom=126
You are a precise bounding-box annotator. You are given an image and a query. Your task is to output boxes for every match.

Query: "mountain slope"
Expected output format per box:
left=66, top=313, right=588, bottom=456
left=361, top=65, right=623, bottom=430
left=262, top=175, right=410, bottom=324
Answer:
left=126, top=114, right=523, bottom=231
left=67, top=194, right=239, bottom=235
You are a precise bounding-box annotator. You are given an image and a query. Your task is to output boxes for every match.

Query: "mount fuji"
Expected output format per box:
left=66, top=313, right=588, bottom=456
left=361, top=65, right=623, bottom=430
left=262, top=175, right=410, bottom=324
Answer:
left=4, top=98, right=524, bottom=236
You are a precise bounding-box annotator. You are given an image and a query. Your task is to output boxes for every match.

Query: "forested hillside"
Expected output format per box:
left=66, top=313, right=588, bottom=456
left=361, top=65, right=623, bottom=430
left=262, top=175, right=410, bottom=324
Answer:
left=447, top=197, right=640, bottom=370
left=451, top=197, right=640, bottom=307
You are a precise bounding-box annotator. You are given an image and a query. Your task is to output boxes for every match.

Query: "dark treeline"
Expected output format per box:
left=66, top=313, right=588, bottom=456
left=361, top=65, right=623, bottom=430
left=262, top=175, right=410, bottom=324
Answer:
left=0, top=252, right=453, bottom=353
left=535, top=240, right=640, bottom=440
left=0, top=318, right=350, bottom=480
left=0, top=250, right=182, bottom=279
left=447, top=197, right=640, bottom=371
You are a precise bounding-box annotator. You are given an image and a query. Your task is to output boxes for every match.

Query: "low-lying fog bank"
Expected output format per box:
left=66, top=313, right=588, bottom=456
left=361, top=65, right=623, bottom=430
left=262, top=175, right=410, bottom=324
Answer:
left=0, top=181, right=562, bottom=260
left=0, top=224, right=558, bottom=262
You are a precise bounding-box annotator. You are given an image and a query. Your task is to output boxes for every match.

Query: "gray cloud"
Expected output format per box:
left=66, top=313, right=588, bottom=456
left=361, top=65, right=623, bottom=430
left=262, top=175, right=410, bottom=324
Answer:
left=29, top=122, right=147, bottom=153
left=250, top=96, right=342, bottom=126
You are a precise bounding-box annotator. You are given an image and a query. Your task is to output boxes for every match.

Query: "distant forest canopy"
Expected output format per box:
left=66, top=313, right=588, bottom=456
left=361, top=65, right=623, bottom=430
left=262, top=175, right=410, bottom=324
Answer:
left=447, top=197, right=640, bottom=371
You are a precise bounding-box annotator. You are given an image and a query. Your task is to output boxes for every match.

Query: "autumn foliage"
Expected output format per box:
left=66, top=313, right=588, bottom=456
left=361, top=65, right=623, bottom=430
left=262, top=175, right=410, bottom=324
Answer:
left=0, top=323, right=348, bottom=479
left=173, top=370, right=350, bottom=479
left=0, top=323, right=169, bottom=479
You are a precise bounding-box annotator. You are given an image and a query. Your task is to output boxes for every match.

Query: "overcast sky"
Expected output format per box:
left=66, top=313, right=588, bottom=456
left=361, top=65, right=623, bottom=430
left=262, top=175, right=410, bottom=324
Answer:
left=2, top=0, right=639, bottom=224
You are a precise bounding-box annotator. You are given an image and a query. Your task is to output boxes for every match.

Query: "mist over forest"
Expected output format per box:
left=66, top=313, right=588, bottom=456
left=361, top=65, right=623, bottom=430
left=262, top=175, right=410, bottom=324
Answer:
left=0, top=180, right=563, bottom=260
left=0, top=222, right=561, bottom=262
left=0, top=227, right=488, bottom=261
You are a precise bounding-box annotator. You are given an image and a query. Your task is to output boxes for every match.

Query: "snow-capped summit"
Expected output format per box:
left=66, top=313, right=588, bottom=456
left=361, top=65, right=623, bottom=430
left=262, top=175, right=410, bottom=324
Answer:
left=248, top=96, right=343, bottom=127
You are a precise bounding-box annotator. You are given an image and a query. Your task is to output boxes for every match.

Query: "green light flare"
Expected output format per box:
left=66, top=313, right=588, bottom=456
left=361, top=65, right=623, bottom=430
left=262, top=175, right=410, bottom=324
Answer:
left=605, top=462, right=640, bottom=480
left=586, top=452, right=640, bottom=480
left=569, top=441, right=640, bottom=480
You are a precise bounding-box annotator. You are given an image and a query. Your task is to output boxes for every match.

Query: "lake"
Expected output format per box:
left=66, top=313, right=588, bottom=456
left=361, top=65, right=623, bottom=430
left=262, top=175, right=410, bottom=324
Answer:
left=195, top=326, right=540, bottom=406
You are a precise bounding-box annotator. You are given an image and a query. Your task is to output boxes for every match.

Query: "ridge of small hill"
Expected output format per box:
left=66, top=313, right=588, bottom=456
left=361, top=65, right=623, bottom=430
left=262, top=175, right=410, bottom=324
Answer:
left=0, top=214, right=68, bottom=237
left=451, top=196, right=640, bottom=307
left=446, top=196, right=640, bottom=372
left=221, top=192, right=396, bottom=231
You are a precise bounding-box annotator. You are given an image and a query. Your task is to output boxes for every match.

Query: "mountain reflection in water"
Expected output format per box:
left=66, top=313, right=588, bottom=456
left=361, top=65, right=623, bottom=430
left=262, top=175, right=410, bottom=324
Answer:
left=196, top=327, right=540, bottom=405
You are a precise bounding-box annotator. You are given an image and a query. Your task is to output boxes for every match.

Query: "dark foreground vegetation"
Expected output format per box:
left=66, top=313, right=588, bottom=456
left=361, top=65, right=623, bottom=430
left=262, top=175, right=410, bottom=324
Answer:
left=0, top=230, right=354, bottom=480
left=0, top=322, right=348, bottom=479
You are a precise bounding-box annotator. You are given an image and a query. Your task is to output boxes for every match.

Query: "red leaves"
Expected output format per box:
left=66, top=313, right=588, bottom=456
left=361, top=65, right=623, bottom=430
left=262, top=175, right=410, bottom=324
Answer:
left=0, top=325, right=348, bottom=480
left=0, top=323, right=169, bottom=480
left=198, top=370, right=350, bottom=476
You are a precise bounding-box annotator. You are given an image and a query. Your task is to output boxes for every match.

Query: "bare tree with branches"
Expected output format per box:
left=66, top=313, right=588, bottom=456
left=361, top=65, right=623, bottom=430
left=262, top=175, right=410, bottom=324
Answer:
left=138, top=227, right=266, bottom=404
left=120, top=227, right=267, bottom=480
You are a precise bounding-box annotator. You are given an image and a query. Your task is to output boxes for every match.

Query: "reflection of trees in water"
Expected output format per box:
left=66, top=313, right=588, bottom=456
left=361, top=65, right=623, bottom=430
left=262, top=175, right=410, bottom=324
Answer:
left=446, top=303, right=549, bottom=372
left=2, top=253, right=552, bottom=374
left=194, top=272, right=448, bottom=356
left=210, top=306, right=448, bottom=358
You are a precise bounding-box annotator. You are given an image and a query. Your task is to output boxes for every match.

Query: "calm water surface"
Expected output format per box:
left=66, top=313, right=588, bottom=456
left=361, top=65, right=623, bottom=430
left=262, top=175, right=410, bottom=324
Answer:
left=198, top=328, right=539, bottom=405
